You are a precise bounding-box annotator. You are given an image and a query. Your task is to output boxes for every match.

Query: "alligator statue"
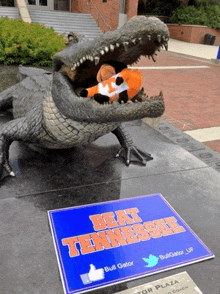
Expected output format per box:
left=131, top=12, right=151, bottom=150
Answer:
left=0, top=16, right=169, bottom=181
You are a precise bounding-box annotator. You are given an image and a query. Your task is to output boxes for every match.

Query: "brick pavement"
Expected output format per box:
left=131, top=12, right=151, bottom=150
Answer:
left=135, top=51, right=220, bottom=153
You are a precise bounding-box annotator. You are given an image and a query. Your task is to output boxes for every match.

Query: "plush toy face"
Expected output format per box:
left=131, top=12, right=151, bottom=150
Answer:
left=79, top=62, right=142, bottom=104
left=83, top=68, right=142, bottom=102
left=97, top=64, right=116, bottom=82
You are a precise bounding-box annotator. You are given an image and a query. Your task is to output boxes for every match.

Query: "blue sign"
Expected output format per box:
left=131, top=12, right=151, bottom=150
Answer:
left=48, top=194, right=214, bottom=294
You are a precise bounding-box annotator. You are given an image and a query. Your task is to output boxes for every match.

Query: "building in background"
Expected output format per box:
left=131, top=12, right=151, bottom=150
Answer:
left=71, top=0, right=139, bottom=32
left=0, top=0, right=139, bottom=31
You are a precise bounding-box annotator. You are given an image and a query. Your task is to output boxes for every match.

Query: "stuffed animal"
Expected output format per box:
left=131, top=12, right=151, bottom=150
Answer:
left=97, top=64, right=116, bottom=83
left=80, top=63, right=143, bottom=104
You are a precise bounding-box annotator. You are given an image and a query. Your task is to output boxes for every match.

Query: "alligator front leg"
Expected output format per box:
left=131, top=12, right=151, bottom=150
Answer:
left=0, top=117, right=30, bottom=180
left=112, top=124, right=153, bottom=166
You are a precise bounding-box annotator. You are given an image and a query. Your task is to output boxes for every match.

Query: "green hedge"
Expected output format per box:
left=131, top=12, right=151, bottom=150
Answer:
left=0, top=17, right=67, bottom=66
left=170, top=4, right=220, bottom=30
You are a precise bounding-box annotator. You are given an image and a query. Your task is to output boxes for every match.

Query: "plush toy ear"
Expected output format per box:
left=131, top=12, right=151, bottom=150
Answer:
left=97, top=64, right=116, bottom=82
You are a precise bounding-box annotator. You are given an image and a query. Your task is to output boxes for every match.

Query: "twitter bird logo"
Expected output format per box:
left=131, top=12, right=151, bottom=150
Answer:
left=143, top=254, right=159, bottom=267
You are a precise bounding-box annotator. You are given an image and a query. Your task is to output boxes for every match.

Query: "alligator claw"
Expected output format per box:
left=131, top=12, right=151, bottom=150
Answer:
left=115, top=146, right=153, bottom=166
left=0, top=161, right=15, bottom=181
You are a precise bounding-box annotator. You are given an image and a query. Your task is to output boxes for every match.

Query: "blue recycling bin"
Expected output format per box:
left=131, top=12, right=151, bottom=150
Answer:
left=217, top=45, right=220, bottom=60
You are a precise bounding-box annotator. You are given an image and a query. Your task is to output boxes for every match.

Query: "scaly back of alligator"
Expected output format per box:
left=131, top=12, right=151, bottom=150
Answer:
left=0, top=66, right=52, bottom=118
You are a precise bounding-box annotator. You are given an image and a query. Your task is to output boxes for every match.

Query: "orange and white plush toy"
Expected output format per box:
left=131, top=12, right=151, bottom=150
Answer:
left=80, top=64, right=143, bottom=104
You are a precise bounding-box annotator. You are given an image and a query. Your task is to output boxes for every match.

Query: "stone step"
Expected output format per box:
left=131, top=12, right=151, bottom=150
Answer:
left=0, top=7, right=19, bottom=19
left=29, top=10, right=102, bottom=39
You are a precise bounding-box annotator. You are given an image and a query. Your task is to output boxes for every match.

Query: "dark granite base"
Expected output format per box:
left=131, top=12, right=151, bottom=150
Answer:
left=0, top=118, right=219, bottom=294
left=158, top=119, right=220, bottom=173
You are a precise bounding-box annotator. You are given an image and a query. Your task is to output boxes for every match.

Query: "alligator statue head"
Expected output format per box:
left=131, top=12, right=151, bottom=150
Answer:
left=52, top=16, right=169, bottom=123
left=0, top=16, right=169, bottom=181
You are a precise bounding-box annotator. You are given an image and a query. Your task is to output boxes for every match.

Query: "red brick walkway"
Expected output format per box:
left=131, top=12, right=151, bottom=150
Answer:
left=136, top=51, right=220, bottom=153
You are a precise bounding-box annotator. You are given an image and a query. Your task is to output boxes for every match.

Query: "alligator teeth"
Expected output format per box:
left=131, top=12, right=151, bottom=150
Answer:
left=90, top=56, right=94, bottom=61
left=83, top=56, right=86, bottom=61
left=123, top=42, right=129, bottom=51
left=152, top=54, right=157, bottom=62
left=105, top=46, right=109, bottom=52
left=80, top=58, right=83, bottom=63
left=110, top=44, right=114, bottom=51
left=100, top=50, right=105, bottom=55
left=95, top=57, right=100, bottom=65
left=71, top=65, right=76, bottom=71
left=157, top=35, right=161, bottom=42
left=157, top=47, right=161, bottom=52
left=147, top=35, right=151, bottom=41
left=132, top=39, right=136, bottom=44
left=164, top=42, right=168, bottom=51
left=77, top=62, right=80, bottom=67
left=138, top=37, right=143, bottom=44
left=116, top=43, right=120, bottom=47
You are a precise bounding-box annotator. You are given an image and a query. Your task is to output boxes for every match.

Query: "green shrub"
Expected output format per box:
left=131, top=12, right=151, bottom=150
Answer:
left=192, top=0, right=219, bottom=6
left=0, top=17, right=67, bottom=66
left=170, top=4, right=220, bottom=29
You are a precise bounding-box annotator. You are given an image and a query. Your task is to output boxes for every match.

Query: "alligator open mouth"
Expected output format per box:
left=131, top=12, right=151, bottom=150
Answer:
left=0, top=16, right=170, bottom=180
left=52, top=16, right=169, bottom=122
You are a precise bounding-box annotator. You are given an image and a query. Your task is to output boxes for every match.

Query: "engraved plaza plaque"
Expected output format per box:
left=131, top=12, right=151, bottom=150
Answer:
left=117, top=271, right=203, bottom=294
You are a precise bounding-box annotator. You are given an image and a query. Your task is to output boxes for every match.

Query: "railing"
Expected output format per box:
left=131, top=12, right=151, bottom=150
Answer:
left=16, top=0, right=31, bottom=23
left=88, top=0, right=111, bottom=31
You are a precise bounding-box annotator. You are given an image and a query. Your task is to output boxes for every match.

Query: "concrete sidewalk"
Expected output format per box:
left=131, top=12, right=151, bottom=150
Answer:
left=168, top=38, right=219, bottom=60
